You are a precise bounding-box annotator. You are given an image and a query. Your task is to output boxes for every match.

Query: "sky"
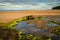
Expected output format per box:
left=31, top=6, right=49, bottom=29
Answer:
left=0, top=0, right=60, bottom=10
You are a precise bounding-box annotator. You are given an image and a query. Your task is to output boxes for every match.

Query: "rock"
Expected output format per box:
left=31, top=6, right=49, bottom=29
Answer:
left=0, top=26, right=19, bottom=40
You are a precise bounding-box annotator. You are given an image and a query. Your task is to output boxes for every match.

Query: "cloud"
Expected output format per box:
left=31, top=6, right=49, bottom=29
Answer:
left=0, top=0, right=60, bottom=4
left=0, top=0, right=60, bottom=10
left=0, top=2, right=53, bottom=10
left=0, top=3, right=23, bottom=8
left=0, top=3, right=11, bottom=5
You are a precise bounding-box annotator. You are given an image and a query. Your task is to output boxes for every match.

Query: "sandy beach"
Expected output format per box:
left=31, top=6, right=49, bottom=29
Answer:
left=0, top=10, right=60, bottom=23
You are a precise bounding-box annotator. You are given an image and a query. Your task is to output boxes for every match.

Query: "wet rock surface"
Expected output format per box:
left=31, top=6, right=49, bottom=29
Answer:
left=0, top=26, right=19, bottom=40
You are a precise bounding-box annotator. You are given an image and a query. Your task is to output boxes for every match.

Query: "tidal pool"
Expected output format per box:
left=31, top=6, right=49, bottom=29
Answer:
left=12, top=16, right=60, bottom=37
left=13, top=21, right=57, bottom=37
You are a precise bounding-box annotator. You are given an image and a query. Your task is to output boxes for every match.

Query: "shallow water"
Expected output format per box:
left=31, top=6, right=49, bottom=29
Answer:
left=41, top=17, right=59, bottom=27
left=14, top=17, right=59, bottom=31
left=13, top=20, right=58, bottom=37
left=13, top=17, right=60, bottom=37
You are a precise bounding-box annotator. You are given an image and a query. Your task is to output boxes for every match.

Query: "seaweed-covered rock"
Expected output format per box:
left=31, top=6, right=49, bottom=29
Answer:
left=0, top=26, right=19, bottom=40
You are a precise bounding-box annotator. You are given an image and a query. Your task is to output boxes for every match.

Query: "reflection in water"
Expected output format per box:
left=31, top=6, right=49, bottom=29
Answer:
left=14, top=21, right=35, bottom=30
left=14, top=21, right=46, bottom=32
left=47, top=23, right=58, bottom=28
left=13, top=21, right=56, bottom=37
left=41, top=17, right=59, bottom=28
left=13, top=17, right=60, bottom=37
